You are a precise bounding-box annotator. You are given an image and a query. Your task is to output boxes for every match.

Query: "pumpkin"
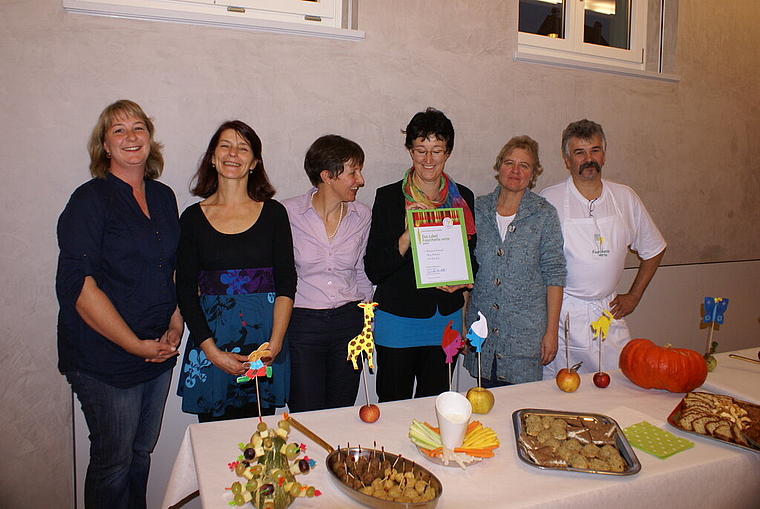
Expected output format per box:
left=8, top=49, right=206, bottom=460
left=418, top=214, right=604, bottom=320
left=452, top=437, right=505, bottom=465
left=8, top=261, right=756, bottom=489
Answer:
left=619, top=338, right=708, bottom=393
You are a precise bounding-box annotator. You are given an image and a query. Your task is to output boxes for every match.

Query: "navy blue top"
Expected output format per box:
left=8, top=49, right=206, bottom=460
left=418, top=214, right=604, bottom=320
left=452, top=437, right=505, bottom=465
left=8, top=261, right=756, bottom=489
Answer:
left=56, top=173, right=180, bottom=388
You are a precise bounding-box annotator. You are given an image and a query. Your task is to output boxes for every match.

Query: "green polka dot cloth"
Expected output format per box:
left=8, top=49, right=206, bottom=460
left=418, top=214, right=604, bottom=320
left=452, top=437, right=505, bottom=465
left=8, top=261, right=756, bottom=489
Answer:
left=623, top=421, right=694, bottom=459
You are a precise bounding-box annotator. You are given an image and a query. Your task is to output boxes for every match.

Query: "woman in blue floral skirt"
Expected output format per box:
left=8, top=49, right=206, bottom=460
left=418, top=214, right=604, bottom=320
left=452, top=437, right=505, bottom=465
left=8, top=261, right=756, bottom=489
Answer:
left=176, top=120, right=296, bottom=422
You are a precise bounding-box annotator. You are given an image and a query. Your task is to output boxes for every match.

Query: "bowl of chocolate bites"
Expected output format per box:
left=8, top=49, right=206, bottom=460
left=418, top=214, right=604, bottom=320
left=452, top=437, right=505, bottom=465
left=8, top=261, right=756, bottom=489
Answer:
left=327, top=446, right=443, bottom=508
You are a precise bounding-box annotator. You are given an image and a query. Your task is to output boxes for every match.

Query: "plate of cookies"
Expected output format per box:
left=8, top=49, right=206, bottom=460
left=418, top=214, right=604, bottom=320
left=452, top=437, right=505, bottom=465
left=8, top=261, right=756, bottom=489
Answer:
left=512, top=409, right=641, bottom=476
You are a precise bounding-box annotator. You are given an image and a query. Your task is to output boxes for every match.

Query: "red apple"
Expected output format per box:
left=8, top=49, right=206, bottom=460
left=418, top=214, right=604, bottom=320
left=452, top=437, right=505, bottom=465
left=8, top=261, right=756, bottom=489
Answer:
left=556, top=362, right=583, bottom=392
left=359, top=404, right=380, bottom=423
left=593, top=371, right=611, bottom=388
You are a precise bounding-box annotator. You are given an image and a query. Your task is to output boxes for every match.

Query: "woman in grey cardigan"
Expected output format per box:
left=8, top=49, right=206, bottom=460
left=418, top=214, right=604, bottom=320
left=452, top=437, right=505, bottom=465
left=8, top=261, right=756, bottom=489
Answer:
left=464, top=136, right=566, bottom=385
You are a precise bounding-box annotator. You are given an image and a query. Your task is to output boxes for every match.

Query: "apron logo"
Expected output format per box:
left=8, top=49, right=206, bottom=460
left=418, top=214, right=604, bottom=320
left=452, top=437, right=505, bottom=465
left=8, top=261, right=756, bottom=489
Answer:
left=592, top=234, right=609, bottom=256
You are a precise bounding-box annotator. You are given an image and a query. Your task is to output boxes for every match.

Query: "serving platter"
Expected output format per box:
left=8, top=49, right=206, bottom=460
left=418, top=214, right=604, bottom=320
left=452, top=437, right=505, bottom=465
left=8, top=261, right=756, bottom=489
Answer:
left=326, top=447, right=443, bottom=509
left=666, top=393, right=760, bottom=454
left=512, top=408, right=641, bottom=476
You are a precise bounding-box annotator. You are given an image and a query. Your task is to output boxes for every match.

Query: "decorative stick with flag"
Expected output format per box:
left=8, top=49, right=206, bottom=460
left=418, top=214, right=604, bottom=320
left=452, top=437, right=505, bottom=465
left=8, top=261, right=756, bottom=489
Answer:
left=236, top=342, right=273, bottom=422
left=590, top=309, right=613, bottom=373
left=466, top=311, right=488, bottom=388
left=441, top=320, right=464, bottom=391
left=349, top=302, right=379, bottom=421
left=703, top=297, right=729, bottom=370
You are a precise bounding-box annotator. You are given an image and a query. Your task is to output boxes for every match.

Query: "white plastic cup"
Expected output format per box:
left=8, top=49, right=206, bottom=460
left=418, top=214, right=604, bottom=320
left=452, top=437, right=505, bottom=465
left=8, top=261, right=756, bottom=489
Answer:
left=435, top=391, right=472, bottom=449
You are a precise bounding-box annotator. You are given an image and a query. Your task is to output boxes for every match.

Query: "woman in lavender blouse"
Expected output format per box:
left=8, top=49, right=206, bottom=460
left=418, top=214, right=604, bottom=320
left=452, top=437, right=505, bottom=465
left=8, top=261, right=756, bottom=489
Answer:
left=282, top=135, right=373, bottom=412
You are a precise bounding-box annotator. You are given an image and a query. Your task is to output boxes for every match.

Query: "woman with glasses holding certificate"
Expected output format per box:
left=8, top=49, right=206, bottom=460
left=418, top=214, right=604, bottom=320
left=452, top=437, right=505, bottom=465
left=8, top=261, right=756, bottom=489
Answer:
left=365, top=107, right=477, bottom=402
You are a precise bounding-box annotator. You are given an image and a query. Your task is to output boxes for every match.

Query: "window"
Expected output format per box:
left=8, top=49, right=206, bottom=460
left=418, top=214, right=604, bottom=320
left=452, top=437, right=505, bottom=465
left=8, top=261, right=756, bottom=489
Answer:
left=62, top=0, right=363, bottom=41
left=516, top=0, right=677, bottom=79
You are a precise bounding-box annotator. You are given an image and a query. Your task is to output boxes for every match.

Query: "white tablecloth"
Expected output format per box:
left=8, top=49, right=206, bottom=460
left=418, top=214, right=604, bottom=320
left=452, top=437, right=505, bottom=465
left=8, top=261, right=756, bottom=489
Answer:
left=702, top=347, right=760, bottom=404
left=163, top=364, right=760, bottom=509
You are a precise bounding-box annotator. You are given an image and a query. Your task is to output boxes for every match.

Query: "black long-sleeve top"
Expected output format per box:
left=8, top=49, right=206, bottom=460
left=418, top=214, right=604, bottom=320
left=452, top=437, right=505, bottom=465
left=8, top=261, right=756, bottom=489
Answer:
left=176, top=200, right=296, bottom=347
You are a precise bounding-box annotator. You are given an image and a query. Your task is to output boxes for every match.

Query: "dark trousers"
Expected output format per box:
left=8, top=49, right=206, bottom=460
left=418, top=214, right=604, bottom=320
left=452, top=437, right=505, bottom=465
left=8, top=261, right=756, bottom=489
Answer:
left=375, top=344, right=455, bottom=402
left=67, top=369, right=171, bottom=509
left=287, top=302, right=363, bottom=412
left=198, top=402, right=275, bottom=423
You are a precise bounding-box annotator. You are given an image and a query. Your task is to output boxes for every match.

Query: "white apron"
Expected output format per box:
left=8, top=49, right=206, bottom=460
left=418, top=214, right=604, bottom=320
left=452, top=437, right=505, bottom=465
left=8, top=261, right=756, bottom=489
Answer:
left=543, top=180, right=632, bottom=378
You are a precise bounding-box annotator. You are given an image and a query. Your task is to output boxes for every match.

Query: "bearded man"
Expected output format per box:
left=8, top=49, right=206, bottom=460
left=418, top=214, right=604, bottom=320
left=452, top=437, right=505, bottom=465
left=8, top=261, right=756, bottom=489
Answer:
left=540, top=119, right=666, bottom=377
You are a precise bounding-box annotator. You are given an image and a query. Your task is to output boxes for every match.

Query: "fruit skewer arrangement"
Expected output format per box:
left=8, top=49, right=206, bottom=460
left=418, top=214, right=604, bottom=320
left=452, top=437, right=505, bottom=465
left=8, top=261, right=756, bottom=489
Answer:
left=226, top=418, right=320, bottom=509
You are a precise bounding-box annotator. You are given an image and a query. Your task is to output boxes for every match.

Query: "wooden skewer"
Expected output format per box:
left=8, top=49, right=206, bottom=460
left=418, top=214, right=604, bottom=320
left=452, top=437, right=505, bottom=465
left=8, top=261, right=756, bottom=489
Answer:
left=728, top=354, right=760, bottom=365
left=254, top=378, right=263, bottom=423
left=705, top=321, right=715, bottom=357
left=564, top=313, right=570, bottom=369
left=286, top=415, right=335, bottom=453
left=598, top=328, right=603, bottom=373
left=361, top=352, right=372, bottom=406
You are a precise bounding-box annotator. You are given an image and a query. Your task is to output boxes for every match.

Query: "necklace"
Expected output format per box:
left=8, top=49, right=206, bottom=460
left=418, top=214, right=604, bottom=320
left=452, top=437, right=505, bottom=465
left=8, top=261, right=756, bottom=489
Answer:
left=588, top=197, right=598, bottom=217
left=311, top=191, right=345, bottom=240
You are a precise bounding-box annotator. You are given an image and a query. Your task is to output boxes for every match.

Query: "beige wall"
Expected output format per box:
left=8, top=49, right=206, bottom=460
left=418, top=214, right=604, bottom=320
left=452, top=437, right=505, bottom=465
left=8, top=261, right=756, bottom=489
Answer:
left=1, top=1, right=759, bottom=507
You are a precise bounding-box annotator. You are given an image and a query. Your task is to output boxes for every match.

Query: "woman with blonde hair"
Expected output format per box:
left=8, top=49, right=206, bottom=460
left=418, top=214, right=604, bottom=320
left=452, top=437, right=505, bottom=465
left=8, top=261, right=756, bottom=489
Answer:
left=56, top=99, right=182, bottom=509
left=463, top=135, right=566, bottom=386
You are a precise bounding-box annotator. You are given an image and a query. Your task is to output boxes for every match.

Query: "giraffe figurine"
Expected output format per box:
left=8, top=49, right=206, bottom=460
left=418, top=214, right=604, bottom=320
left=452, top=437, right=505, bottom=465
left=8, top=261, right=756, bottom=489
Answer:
left=347, top=301, right=378, bottom=370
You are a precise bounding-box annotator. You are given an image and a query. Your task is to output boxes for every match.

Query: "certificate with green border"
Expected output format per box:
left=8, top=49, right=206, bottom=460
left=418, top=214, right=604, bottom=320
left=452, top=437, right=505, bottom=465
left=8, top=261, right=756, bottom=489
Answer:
left=406, top=207, right=474, bottom=289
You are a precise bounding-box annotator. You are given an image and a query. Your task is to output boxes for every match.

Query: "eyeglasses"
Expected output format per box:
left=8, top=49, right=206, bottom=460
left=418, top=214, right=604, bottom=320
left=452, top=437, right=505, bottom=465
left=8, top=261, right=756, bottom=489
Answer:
left=410, top=148, right=448, bottom=160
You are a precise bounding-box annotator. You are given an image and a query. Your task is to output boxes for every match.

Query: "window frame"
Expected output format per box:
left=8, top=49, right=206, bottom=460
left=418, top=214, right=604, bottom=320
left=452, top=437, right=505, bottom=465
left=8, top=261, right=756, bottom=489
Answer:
left=516, top=0, right=672, bottom=78
left=62, top=0, right=364, bottom=41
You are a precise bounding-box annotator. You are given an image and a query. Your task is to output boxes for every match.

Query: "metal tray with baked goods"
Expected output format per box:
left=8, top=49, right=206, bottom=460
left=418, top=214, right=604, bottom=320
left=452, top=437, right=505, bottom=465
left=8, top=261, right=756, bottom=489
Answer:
left=512, top=409, right=641, bottom=476
left=327, top=447, right=443, bottom=508
left=666, top=391, right=760, bottom=453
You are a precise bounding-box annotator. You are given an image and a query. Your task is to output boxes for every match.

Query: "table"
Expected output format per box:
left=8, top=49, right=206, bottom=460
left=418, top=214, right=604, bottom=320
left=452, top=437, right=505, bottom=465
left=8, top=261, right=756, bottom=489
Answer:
left=702, top=347, right=760, bottom=404
left=163, top=362, right=760, bottom=509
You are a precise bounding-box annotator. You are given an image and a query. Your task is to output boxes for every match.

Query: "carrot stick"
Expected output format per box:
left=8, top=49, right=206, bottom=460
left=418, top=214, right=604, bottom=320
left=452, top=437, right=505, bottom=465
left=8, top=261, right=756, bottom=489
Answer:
left=423, top=422, right=440, bottom=433
left=420, top=447, right=443, bottom=457
left=468, top=451, right=495, bottom=458
left=455, top=448, right=495, bottom=458
left=455, top=445, right=499, bottom=454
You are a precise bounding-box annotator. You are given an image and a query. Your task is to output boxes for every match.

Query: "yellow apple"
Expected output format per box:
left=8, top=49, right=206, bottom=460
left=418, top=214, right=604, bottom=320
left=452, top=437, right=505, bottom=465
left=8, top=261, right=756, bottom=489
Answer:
left=466, top=386, right=495, bottom=414
left=556, top=362, right=583, bottom=392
